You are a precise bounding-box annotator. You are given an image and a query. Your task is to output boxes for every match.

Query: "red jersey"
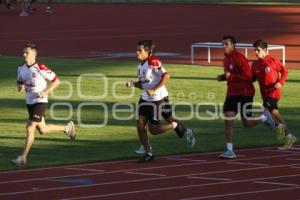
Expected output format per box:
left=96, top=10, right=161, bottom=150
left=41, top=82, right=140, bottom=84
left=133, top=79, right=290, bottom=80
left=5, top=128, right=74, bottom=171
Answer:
left=223, top=50, right=255, bottom=97
left=252, top=55, right=288, bottom=100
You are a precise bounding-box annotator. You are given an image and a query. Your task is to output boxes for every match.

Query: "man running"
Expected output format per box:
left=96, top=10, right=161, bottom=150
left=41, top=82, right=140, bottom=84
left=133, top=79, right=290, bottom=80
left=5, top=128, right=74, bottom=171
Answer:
left=252, top=39, right=297, bottom=150
left=126, top=40, right=195, bottom=162
left=11, top=43, right=76, bottom=167
left=217, top=36, right=275, bottom=159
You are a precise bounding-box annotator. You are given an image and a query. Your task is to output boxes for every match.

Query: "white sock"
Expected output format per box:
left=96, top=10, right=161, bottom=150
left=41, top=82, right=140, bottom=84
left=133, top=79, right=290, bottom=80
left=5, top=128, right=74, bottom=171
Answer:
left=261, top=114, right=267, bottom=122
left=18, top=155, right=26, bottom=161
left=172, top=122, right=178, bottom=129
left=226, top=143, right=233, bottom=151
left=64, top=125, right=69, bottom=133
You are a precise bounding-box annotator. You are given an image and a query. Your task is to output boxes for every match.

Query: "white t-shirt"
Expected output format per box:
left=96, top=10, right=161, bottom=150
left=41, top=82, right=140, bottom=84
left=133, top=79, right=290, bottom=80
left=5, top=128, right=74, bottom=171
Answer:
left=17, top=62, right=58, bottom=105
left=137, top=55, right=169, bottom=102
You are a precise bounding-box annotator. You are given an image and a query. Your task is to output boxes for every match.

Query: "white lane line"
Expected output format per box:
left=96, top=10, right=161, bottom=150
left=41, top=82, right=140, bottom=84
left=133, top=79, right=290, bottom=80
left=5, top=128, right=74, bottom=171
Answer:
left=289, top=164, right=300, bottom=169
left=263, top=149, right=300, bottom=154
left=0, top=159, right=136, bottom=175
left=188, top=176, right=232, bottom=181
left=289, top=147, right=300, bottom=150
left=1, top=152, right=300, bottom=185
left=64, top=168, right=105, bottom=172
left=125, top=172, right=166, bottom=177
left=58, top=175, right=300, bottom=200
left=253, top=181, right=299, bottom=187
left=166, top=157, right=207, bottom=162
left=228, top=162, right=269, bottom=167
left=179, top=187, right=300, bottom=200
left=1, top=165, right=300, bottom=197
left=286, top=158, right=300, bottom=161
left=0, top=162, right=202, bottom=185
left=0, top=146, right=280, bottom=175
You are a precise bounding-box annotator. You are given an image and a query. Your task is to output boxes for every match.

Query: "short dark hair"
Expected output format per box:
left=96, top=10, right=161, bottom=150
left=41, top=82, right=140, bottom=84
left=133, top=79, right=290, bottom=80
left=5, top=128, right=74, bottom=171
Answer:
left=25, top=42, right=38, bottom=51
left=222, top=36, right=237, bottom=45
left=253, top=39, right=268, bottom=49
left=137, top=40, right=155, bottom=53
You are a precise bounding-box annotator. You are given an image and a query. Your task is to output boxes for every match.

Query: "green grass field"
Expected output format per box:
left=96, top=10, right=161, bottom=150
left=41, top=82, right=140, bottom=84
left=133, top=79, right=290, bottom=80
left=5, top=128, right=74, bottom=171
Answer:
left=0, top=56, right=299, bottom=171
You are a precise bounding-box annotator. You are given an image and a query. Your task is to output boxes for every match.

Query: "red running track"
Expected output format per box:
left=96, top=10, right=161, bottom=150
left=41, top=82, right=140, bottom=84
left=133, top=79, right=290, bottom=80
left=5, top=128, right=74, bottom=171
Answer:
left=1, top=4, right=300, bottom=68
left=1, top=146, right=300, bottom=200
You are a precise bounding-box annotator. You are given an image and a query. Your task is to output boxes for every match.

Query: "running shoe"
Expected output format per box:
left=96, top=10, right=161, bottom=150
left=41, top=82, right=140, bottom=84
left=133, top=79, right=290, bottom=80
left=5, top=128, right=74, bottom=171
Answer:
left=20, top=11, right=28, bottom=17
left=219, top=150, right=237, bottom=159
left=278, top=134, right=297, bottom=150
left=185, top=128, right=196, bottom=148
left=45, top=6, right=53, bottom=13
left=65, top=121, right=76, bottom=140
left=138, top=153, right=154, bottom=163
left=11, top=155, right=26, bottom=167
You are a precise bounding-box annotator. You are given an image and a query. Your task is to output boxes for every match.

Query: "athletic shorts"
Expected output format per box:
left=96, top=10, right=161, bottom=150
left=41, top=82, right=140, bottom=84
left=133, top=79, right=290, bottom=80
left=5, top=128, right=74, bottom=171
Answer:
left=138, top=97, right=172, bottom=125
left=27, top=103, right=48, bottom=122
left=263, top=97, right=279, bottom=111
left=223, top=96, right=253, bottom=117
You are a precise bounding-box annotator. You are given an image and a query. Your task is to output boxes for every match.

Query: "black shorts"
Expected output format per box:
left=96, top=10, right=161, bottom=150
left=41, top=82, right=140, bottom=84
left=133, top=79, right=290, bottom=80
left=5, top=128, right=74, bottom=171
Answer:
left=138, top=97, right=172, bottom=125
left=27, top=103, right=48, bottom=122
left=263, top=97, right=279, bottom=111
left=223, top=96, right=253, bottom=117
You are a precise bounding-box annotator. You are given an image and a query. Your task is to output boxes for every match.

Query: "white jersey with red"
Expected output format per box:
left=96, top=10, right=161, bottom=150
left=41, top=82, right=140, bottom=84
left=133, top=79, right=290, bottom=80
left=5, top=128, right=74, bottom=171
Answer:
left=17, top=62, right=58, bottom=105
left=137, top=55, right=169, bottom=102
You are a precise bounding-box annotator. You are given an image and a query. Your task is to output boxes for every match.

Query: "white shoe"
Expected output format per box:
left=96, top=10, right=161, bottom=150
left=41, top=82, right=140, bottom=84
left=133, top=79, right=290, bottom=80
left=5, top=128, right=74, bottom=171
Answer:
left=219, top=150, right=237, bottom=159
left=45, top=6, right=53, bottom=13
left=20, top=11, right=28, bottom=17
left=65, top=121, right=76, bottom=140
left=11, top=155, right=27, bottom=167
left=135, top=145, right=152, bottom=154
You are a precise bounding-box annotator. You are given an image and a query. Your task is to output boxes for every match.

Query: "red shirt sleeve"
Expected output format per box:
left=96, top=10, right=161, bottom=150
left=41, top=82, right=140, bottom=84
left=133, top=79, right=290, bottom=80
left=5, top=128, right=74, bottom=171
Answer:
left=275, top=58, right=288, bottom=85
left=148, top=55, right=162, bottom=69
left=37, top=62, right=59, bottom=82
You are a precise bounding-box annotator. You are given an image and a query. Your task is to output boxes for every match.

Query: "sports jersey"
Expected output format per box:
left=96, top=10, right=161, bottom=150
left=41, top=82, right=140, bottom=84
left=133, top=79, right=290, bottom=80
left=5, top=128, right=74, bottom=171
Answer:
left=137, top=55, right=168, bottom=101
left=223, top=50, right=255, bottom=97
left=252, top=55, right=288, bottom=100
left=17, top=62, right=58, bottom=105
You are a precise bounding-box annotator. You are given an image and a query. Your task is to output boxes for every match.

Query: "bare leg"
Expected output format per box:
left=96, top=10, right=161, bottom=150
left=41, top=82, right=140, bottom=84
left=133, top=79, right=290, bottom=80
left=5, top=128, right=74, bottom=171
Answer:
left=36, top=117, right=65, bottom=135
left=137, top=116, right=151, bottom=154
left=148, top=123, right=173, bottom=135
left=21, top=120, right=38, bottom=159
